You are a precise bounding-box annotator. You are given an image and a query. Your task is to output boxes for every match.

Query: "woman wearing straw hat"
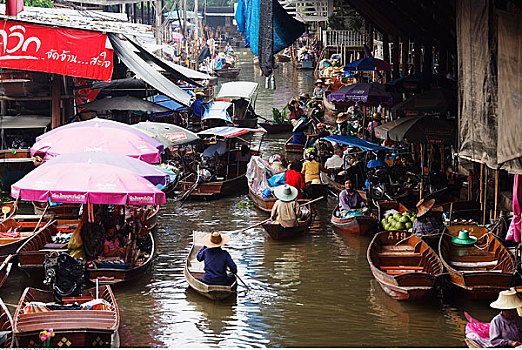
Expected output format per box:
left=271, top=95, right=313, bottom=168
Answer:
left=270, top=184, right=302, bottom=228
left=411, top=198, right=444, bottom=236
left=196, top=231, right=237, bottom=286
left=489, top=289, right=522, bottom=347
left=313, top=79, right=327, bottom=97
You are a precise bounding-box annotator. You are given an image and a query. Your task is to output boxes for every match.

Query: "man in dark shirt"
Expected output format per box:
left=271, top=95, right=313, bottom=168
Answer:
left=197, top=231, right=237, bottom=285
left=190, top=93, right=206, bottom=118
left=412, top=198, right=444, bottom=236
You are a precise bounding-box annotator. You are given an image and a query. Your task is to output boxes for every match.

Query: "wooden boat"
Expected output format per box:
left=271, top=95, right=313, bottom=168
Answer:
left=248, top=187, right=276, bottom=213
left=0, top=216, right=51, bottom=259
left=258, top=122, right=293, bottom=134
left=331, top=205, right=378, bottom=235
left=439, top=224, right=515, bottom=300
left=16, top=219, right=80, bottom=276
left=276, top=54, right=291, bottom=63
left=377, top=200, right=409, bottom=221
left=261, top=202, right=312, bottom=240
left=234, top=118, right=258, bottom=129
left=285, top=136, right=305, bottom=154
left=367, top=230, right=443, bottom=300
left=433, top=200, right=481, bottom=223
left=322, top=94, right=343, bottom=127
left=214, top=67, right=240, bottom=79
left=184, top=231, right=237, bottom=301
left=0, top=255, right=13, bottom=289
left=87, top=231, right=155, bottom=285
left=303, top=183, right=328, bottom=200
left=322, top=175, right=344, bottom=196
left=33, top=202, right=81, bottom=218
left=13, top=285, right=119, bottom=347
left=179, top=172, right=248, bottom=199
left=0, top=298, right=13, bottom=347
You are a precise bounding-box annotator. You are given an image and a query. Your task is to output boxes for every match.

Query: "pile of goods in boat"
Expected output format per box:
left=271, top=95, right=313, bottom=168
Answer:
left=340, top=209, right=369, bottom=218
left=381, top=211, right=416, bottom=231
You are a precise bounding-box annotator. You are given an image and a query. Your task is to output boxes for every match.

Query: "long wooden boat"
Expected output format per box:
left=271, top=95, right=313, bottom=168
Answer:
left=439, top=224, right=515, bottom=300
left=184, top=231, right=237, bottom=301
left=261, top=202, right=312, bottom=240
left=214, top=67, right=240, bottom=79
left=0, top=298, right=13, bottom=347
left=331, top=205, right=378, bottom=235
left=0, top=255, right=13, bottom=289
left=234, top=118, right=258, bottom=129
left=33, top=202, right=81, bottom=218
left=179, top=172, right=248, bottom=199
left=248, top=187, right=276, bottom=213
left=275, top=54, right=291, bottom=63
left=285, top=136, right=305, bottom=154
left=322, top=175, right=344, bottom=196
left=13, top=285, right=119, bottom=347
left=87, top=231, right=155, bottom=285
left=367, top=230, right=443, bottom=300
left=16, top=219, right=80, bottom=276
left=322, top=94, right=343, bottom=127
left=0, top=217, right=52, bottom=259
left=258, top=122, right=293, bottom=134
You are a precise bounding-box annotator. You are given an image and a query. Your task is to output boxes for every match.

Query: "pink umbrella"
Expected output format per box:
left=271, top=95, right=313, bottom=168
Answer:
left=506, top=174, right=521, bottom=242
left=11, top=162, right=166, bottom=205
left=31, top=127, right=161, bottom=164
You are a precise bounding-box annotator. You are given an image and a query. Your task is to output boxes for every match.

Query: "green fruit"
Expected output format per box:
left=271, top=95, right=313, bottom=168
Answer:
left=399, top=216, right=409, bottom=223
left=386, top=213, right=392, bottom=220
left=381, top=219, right=387, bottom=226
left=393, top=213, right=402, bottom=220
left=383, top=224, right=390, bottom=231
left=394, top=222, right=406, bottom=230
left=405, top=222, right=412, bottom=229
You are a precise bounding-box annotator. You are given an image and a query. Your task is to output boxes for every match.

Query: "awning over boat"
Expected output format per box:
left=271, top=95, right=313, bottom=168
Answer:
left=0, top=115, right=50, bottom=129
left=322, top=135, right=392, bottom=152
left=216, top=81, right=258, bottom=99
left=201, top=101, right=233, bottom=122
left=197, top=126, right=266, bottom=138
left=108, top=33, right=191, bottom=107
left=150, top=95, right=186, bottom=111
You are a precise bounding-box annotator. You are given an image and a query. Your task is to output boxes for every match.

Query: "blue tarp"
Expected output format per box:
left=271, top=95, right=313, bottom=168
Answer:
left=151, top=95, right=186, bottom=111
left=235, top=0, right=305, bottom=56
left=322, top=135, right=392, bottom=152
left=201, top=101, right=233, bottom=123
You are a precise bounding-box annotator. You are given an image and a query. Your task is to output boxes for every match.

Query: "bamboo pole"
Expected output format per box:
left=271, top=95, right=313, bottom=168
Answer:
left=494, top=169, right=499, bottom=219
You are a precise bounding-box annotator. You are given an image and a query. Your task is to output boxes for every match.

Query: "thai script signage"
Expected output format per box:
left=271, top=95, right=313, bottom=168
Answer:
left=0, top=20, right=113, bottom=81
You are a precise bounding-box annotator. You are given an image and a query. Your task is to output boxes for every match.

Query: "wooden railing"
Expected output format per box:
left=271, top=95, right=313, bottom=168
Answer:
left=322, top=29, right=366, bottom=48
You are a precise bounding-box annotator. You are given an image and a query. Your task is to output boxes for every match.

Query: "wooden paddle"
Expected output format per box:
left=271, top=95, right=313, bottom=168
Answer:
left=234, top=273, right=251, bottom=292
left=229, top=196, right=324, bottom=234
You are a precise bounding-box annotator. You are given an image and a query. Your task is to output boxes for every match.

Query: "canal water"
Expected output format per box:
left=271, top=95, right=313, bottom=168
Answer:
left=1, top=49, right=498, bottom=347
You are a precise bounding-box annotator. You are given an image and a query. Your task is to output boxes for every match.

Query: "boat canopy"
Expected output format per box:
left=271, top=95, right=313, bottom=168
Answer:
left=216, top=81, right=258, bottom=99
left=198, top=126, right=266, bottom=139
left=201, top=101, right=233, bottom=123
left=322, top=135, right=392, bottom=152
left=0, top=115, right=50, bottom=129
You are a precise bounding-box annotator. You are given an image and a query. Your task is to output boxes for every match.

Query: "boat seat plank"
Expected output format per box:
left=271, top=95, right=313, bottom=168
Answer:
left=378, top=251, right=421, bottom=257
left=450, top=260, right=498, bottom=268
left=381, top=245, right=414, bottom=252
left=386, top=270, right=420, bottom=275
left=39, top=248, right=69, bottom=252
left=380, top=266, right=423, bottom=270
left=457, top=269, right=503, bottom=273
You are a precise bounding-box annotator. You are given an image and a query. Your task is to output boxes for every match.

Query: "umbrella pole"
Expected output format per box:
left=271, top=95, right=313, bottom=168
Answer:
left=419, top=143, right=424, bottom=200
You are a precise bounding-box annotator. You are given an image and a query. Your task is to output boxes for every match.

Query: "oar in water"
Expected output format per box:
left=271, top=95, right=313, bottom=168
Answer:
left=234, top=273, right=251, bottom=292
left=229, top=196, right=324, bottom=234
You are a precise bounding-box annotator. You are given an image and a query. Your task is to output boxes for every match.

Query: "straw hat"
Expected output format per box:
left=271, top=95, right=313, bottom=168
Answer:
left=336, top=112, right=350, bottom=124
left=292, top=118, right=306, bottom=132
left=451, top=229, right=478, bottom=246
left=271, top=161, right=287, bottom=173
left=315, top=79, right=323, bottom=86
left=274, top=184, right=298, bottom=202
left=300, top=93, right=310, bottom=99
left=416, top=198, right=436, bottom=217
left=490, top=290, right=522, bottom=310
left=203, top=231, right=230, bottom=248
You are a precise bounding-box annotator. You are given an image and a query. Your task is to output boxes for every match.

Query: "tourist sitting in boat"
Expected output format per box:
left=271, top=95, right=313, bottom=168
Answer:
left=302, top=151, right=329, bottom=185
left=489, top=289, right=522, bottom=347
left=103, top=227, right=130, bottom=259
left=339, top=179, right=367, bottom=213
left=197, top=231, right=237, bottom=286
left=285, top=161, right=304, bottom=199
left=288, top=100, right=304, bottom=120
left=190, top=93, right=206, bottom=118
left=313, top=79, right=327, bottom=98
left=270, top=185, right=302, bottom=228
left=324, top=147, right=344, bottom=179
left=412, top=198, right=444, bottom=236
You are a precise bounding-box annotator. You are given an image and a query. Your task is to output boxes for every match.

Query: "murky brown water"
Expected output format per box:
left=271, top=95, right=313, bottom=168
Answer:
left=1, top=49, right=500, bottom=347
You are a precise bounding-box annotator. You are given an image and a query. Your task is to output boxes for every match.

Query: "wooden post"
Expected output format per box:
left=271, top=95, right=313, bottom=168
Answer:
left=383, top=32, right=390, bottom=82
left=468, top=170, right=473, bottom=201
left=494, top=169, right=499, bottom=219
left=401, top=37, right=409, bottom=76
left=419, top=143, right=425, bottom=200
left=479, top=163, right=484, bottom=209
left=155, top=0, right=162, bottom=44
left=392, top=35, right=399, bottom=80
left=440, top=144, right=444, bottom=173
left=51, top=74, right=61, bottom=129
left=368, top=23, right=374, bottom=54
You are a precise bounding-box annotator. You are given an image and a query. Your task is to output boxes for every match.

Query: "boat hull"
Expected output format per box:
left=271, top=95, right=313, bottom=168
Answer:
left=258, top=122, right=292, bottom=134
left=331, top=212, right=378, bottom=236
left=214, top=68, right=240, bottom=79
left=285, top=136, right=304, bottom=154
left=248, top=187, right=275, bottom=213
left=261, top=204, right=312, bottom=240
left=235, top=118, right=257, bottom=129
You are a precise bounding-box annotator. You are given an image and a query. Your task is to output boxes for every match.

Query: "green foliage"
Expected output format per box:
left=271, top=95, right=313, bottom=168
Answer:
left=272, top=106, right=290, bottom=124
left=237, top=200, right=255, bottom=209
left=328, top=9, right=364, bottom=33
left=25, top=0, right=53, bottom=8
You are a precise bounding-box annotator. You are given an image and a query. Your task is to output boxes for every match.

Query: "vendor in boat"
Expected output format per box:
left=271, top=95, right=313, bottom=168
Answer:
left=197, top=231, right=237, bottom=286
left=103, top=227, right=130, bottom=258
left=301, top=151, right=329, bottom=185
left=412, top=198, right=444, bottom=236
left=285, top=161, right=304, bottom=199
left=313, top=79, right=327, bottom=98
left=339, top=179, right=367, bottom=213
left=270, top=184, right=302, bottom=228
left=288, top=100, right=305, bottom=120
left=489, top=289, right=522, bottom=347
left=190, top=92, right=206, bottom=118
left=291, top=118, right=307, bottom=145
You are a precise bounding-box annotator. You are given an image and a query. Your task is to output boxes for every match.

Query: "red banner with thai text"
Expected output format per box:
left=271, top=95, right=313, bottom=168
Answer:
left=0, top=20, right=113, bottom=81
